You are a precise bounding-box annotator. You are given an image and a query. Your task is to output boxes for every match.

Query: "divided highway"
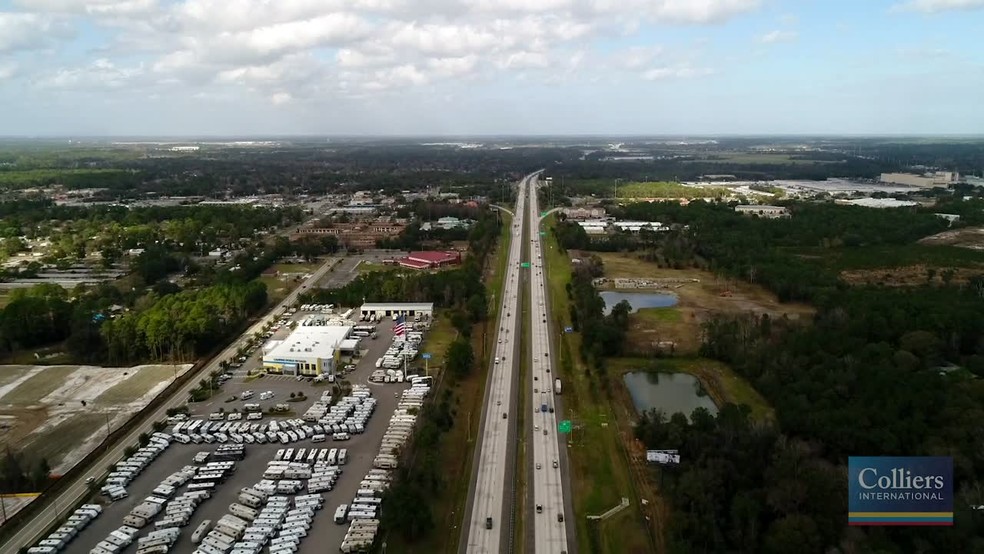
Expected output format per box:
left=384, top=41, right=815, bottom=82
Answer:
left=0, top=259, right=338, bottom=553
left=527, top=175, right=572, bottom=553
left=461, top=173, right=530, bottom=553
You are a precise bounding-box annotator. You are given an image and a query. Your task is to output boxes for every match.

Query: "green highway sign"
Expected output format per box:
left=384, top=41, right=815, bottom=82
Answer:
left=540, top=211, right=547, bottom=217
left=539, top=231, right=545, bottom=236
left=521, top=262, right=530, bottom=268
left=558, top=420, right=572, bottom=433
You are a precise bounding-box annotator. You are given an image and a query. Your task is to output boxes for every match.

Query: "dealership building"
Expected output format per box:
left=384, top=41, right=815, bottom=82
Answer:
left=359, top=302, right=434, bottom=320
left=262, top=324, right=352, bottom=377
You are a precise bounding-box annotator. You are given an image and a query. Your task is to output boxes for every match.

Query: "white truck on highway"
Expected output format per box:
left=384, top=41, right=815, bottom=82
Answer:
left=554, top=378, right=562, bottom=394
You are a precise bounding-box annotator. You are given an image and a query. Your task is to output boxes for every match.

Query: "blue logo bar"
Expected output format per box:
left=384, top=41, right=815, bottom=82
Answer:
left=848, top=456, right=953, bottom=526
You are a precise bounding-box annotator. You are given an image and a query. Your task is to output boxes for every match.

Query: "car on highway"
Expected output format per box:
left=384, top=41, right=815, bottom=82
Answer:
left=536, top=504, right=543, bottom=513
left=553, top=459, right=558, bottom=468
left=486, top=517, right=493, bottom=529
left=536, top=463, right=541, bottom=469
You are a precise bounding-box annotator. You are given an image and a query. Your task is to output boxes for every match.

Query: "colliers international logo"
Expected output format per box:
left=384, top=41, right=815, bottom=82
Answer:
left=848, top=456, right=953, bottom=526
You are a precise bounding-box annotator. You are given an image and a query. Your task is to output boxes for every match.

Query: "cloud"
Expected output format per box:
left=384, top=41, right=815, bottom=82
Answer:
left=642, top=65, right=714, bottom=80
left=893, top=0, right=984, bottom=12
left=36, top=58, right=143, bottom=90
left=0, top=13, right=73, bottom=53
left=758, top=29, right=798, bottom=43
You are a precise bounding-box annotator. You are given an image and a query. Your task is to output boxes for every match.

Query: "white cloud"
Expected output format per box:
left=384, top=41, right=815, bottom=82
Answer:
left=758, top=29, right=798, bottom=43
left=37, top=58, right=143, bottom=90
left=642, top=65, right=713, bottom=80
left=617, top=46, right=664, bottom=70
left=0, top=13, right=72, bottom=53
left=270, top=92, right=293, bottom=105
left=893, top=0, right=984, bottom=12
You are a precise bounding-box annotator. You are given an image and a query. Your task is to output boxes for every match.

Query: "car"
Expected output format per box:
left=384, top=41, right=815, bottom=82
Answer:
left=502, top=413, right=507, bottom=419
left=557, top=513, right=564, bottom=522
left=536, top=504, right=543, bottom=514
left=549, top=407, right=555, bottom=413
left=534, top=425, right=539, bottom=431
left=85, top=476, right=95, bottom=484
left=543, top=429, right=548, bottom=436
left=486, top=517, right=493, bottom=529
left=553, top=459, right=558, bottom=468
left=536, top=463, right=541, bottom=469
left=496, top=400, right=501, bottom=406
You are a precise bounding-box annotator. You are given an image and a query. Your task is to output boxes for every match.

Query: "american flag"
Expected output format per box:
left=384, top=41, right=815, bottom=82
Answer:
left=392, top=315, right=406, bottom=337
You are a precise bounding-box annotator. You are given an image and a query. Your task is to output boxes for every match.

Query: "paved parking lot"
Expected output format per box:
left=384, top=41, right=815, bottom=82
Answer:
left=63, top=315, right=419, bottom=554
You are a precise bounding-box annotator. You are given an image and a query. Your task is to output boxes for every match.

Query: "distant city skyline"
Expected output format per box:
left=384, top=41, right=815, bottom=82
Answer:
left=1, top=0, right=982, bottom=136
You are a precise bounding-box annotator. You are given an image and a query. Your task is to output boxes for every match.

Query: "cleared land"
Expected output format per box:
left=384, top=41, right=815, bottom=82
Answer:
left=0, top=364, right=191, bottom=474
left=593, top=252, right=813, bottom=356
left=617, top=181, right=731, bottom=199
left=919, top=226, right=984, bottom=251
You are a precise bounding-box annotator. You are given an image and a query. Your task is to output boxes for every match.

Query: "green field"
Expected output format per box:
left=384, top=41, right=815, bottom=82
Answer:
left=94, top=366, right=175, bottom=405
left=631, top=307, right=682, bottom=323
left=2, top=366, right=76, bottom=404
left=618, top=181, right=731, bottom=199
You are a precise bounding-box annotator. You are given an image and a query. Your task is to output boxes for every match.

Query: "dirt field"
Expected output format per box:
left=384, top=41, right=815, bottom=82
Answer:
left=919, top=226, right=984, bottom=250
left=0, top=364, right=192, bottom=475
left=593, top=252, right=814, bottom=355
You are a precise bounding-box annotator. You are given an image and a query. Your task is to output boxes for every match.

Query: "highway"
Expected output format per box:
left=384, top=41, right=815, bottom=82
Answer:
left=0, top=257, right=338, bottom=553
left=461, top=173, right=530, bottom=553
left=527, top=173, right=572, bottom=553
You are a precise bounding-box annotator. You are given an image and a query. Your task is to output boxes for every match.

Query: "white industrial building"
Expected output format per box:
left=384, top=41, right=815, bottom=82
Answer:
left=734, top=205, right=790, bottom=218
left=575, top=219, right=668, bottom=234
left=262, top=324, right=352, bottom=376
left=359, top=302, right=434, bottom=320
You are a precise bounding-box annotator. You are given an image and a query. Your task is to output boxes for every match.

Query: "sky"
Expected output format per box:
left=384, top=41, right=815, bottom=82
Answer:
left=0, top=0, right=982, bottom=136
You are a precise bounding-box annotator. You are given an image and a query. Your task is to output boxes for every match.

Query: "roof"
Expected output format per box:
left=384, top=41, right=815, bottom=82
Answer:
left=407, top=251, right=459, bottom=264
left=263, top=325, right=352, bottom=361
left=338, top=339, right=361, bottom=350
left=398, top=258, right=432, bottom=269
left=361, top=302, right=434, bottom=311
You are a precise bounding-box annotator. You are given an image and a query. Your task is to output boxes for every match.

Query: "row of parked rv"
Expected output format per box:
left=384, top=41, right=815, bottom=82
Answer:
left=100, top=432, right=174, bottom=501
left=301, top=386, right=376, bottom=437
left=375, top=335, right=423, bottom=371
left=372, top=378, right=430, bottom=471
left=299, top=304, right=334, bottom=313
left=193, top=490, right=324, bottom=554
left=170, top=417, right=337, bottom=445
left=26, top=504, right=102, bottom=554
left=266, top=446, right=349, bottom=494
left=333, top=466, right=391, bottom=552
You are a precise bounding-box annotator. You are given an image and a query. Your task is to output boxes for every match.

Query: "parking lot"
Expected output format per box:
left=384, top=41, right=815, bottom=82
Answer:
left=57, top=308, right=424, bottom=554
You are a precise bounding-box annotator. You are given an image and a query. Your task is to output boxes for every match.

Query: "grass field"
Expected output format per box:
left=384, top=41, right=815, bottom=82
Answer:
left=632, top=307, right=682, bottom=323
left=271, top=262, right=323, bottom=275
left=2, top=366, right=77, bottom=404
left=94, top=365, right=175, bottom=405
left=542, top=217, right=656, bottom=554
left=416, top=314, right=456, bottom=372
left=20, top=414, right=105, bottom=469
left=618, top=181, right=731, bottom=199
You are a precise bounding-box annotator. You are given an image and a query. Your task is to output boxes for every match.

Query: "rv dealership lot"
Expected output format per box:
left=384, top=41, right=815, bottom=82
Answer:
left=61, top=320, right=418, bottom=554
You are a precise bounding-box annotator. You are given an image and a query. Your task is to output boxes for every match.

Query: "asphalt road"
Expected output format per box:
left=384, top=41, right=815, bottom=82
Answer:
left=527, top=175, right=573, bottom=554
left=460, top=173, right=530, bottom=554
left=0, top=257, right=338, bottom=553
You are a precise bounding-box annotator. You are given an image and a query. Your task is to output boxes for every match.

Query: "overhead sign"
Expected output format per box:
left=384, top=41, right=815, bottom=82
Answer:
left=539, top=231, right=545, bottom=236
left=564, top=327, right=573, bottom=333
left=646, top=450, right=681, bottom=465
left=521, top=262, right=530, bottom=268
left=558, top=420, right=572, bottom=433
left=422, top=353, right=432, bottom=360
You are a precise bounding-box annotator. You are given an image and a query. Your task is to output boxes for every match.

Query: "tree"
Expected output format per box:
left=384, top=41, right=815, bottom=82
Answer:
left=446, top=338, right=474, bottom=378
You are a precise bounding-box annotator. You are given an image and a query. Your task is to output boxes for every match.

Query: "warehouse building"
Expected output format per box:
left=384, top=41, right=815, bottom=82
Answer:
left=262, top=324, right=352, bottom=376
left=359, top=302, right=434, bottom=320
left=396, top=251, right=462, bottom=270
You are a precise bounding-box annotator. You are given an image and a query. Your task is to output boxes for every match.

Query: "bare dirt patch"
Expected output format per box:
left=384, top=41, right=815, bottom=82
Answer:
left=919, top=227, right=984, bottom=250
left=0, top=363, right=192, bottom=474
left=593, top=252, right=813, bottom=355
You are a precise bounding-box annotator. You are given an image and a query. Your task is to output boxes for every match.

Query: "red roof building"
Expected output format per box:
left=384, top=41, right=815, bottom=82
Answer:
left=397, top=251, right=462, bottom=269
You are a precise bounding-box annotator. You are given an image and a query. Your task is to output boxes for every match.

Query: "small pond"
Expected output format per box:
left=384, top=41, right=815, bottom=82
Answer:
left=600, top=291, right=678, bottom=315
left=623, top=371, right=718, bottom=421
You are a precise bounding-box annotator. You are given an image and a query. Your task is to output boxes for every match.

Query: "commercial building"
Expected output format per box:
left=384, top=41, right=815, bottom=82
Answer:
left=262, top=323, right=352, bottom=376
left=734, top=205, right=790, bottom=218
left=297, top=220, right=406, bottom=249
left=837, top=198, right=919, bottom=208
left=396, top=251, right=461, bottom=269
left=879, top=172, right=960, bottom=188
left=559, top=207, right=607, bottom=221
left=420, top=217, right=474, bottom=231
left=359, top=302, right=434, bottom=320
